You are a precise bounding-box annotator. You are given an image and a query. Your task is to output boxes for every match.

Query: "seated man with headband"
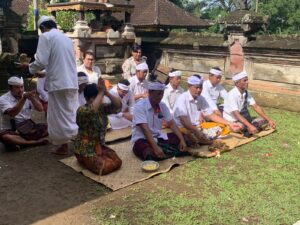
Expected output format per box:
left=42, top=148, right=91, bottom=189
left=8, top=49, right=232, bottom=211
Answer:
left=162, top=70, right=184, bottom=116
left=173, top=75, right=242, bottom=146
left=201, top=67, right=227, bottom=117
left=0, top=76, right=48, bottom=150
left=223, top=71, right=276, bottom=135
left=108, top=79, right=134, bottom=129
left=129, top=62, right=149, bottom=102
left=131, top=81, right=187, bottom=161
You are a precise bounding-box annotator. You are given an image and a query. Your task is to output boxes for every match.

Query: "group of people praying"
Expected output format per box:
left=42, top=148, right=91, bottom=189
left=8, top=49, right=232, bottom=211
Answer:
left=0, top=16, right=276, bottom=176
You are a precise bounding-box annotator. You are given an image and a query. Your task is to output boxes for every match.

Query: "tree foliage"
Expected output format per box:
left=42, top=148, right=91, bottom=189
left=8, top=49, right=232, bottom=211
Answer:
left=258, top=0, right=300, bottom=34
left=26, top=2, right=49, bottom=31
left=171, top=0, right=299, bottom=34
left=26, top=0, right=299, bottom=34
left=27, top=1, right=95, bottom=31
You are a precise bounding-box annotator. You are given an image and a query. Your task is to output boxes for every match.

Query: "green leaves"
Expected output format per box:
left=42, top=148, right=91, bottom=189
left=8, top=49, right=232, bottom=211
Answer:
left=169, top=0, right=300, bottom=34
left=258, top=0, right=300, bottom=33
left=26, top=2, right=95, bottom=32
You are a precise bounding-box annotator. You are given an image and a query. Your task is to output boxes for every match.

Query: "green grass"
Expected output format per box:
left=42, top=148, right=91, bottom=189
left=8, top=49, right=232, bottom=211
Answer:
left=93, top=108, right=300, bottom=225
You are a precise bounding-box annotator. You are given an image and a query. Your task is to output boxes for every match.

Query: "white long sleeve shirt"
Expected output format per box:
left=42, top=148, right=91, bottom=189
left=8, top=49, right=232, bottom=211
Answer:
left=36, top=77, right=48, bottom=102
left=131, top=98, right=172, bottom=143
left=129, top=75, right=148, bottom=102
left=29, top=29, right=78, bottom=92
left=77, top=64, right=101, bottom=84
left=161, top=83, right=184, bottom=114
left=201, top=80, right=227, bottom=111
left=173, top=90, right=213, bottom=127
left=223, top=87, right=256, bottom=122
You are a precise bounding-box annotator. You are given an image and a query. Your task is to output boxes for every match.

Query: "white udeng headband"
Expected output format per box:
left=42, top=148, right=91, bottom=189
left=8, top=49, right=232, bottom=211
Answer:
left=187, top=75, right=203, bottom=86
left=209, top=68, right=222, bottom=76
left=8, top=76, right=24, bottom=86
left=169, top=70, right=182, bottom=77
left=136, top=62, right=149, bottom=71
left=117, top=83, right=129, bottom=91
left=148, top=81, right=165, bottom=91
left=78, top=76, right=89, bottom=85
left=232, top=71, right=248, bottom=81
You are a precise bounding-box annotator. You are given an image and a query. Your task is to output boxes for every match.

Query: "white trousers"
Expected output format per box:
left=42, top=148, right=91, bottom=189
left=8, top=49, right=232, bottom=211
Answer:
left=47, top=89, right=78, bottom=145
left=109, top=115, right=132, bottom=130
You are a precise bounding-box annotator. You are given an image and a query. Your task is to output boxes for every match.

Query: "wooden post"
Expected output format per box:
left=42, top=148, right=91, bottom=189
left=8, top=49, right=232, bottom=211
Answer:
left=33, top=0, right=39, bottom=30
left=51, top=11, right=56, bottom=20
left=79, top=11, right=85, bottom=21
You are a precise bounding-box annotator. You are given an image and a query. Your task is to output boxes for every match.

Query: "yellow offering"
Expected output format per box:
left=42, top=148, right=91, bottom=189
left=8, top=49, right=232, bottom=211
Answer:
left=200, top=122, right=230, bottom=137
left=141, top=160, right=160, bottom=172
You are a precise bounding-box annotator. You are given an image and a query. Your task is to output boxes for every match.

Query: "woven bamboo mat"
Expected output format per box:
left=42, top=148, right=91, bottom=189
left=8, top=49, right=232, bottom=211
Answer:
left=60, top=128, right=275, bottom=190
left=60, top=141, right=194, bottom=191
left=105, top=127, right=132, bottom=143
left=187, top=128, right=275, bottom=157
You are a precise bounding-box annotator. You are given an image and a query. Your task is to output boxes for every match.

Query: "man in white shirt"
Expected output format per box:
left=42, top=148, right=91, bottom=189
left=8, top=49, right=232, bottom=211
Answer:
left=161, top=70, right=184, bottom=115
left=77, top=72, right=89, bottom=107
left=131, top=81, right=187, bottom=161
left=223, top=71, right=276, bottom=135
left=108, top=79, right=134, bottom=129
left=0, top=76, right=48, bottom=150
left=22, top=16, right=78, bottom=155
left=77, top=51, right=101, bottom=84
left=201, top=67, right=228, bottom=117
left=129, top=62, right=149, bottom=102
left=173, top=75, right=241, bottom=146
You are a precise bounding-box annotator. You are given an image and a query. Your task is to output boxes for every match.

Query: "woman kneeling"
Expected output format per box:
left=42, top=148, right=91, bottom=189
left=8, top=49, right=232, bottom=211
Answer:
left=74, top=79, right=122, bottom=175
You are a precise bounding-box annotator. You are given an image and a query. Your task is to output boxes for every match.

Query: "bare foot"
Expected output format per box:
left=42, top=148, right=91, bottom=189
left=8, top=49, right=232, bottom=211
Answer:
left=51, top=143, right=69, bottom=155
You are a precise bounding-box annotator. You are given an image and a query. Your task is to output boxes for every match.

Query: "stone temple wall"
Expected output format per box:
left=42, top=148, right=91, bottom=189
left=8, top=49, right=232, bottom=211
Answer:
left=140, top=32, right=300, bottom=112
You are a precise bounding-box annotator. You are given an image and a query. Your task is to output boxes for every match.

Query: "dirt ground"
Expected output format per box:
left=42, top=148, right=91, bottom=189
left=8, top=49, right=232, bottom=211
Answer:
left=0, top=143, right=171, bottom=225
left=0, top=144, right=111, bottom=225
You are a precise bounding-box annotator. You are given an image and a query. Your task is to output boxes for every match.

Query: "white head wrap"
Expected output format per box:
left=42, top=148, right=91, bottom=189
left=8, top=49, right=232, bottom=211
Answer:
left=148, top=81, right=165, bottom=91
left=78, top=76, right=89, bottom=85
left=117, top=83, right=129, bottom=91
left=187, top=75, right=203, bottom=86
left=8, top=76, right=24, bottom=86
left=37, top=15, right=54, bottom=27
left=209, top=68, right=222, bottom=76
left=232, top=71, right=248, bottom=82
left=169, top=70, right=182, bottom=77
left=136, top=62, right=149, bottom=71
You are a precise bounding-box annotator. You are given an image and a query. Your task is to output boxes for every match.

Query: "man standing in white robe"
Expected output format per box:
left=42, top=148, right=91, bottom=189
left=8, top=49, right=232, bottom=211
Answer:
left=22, top=16, right=78, bottom=155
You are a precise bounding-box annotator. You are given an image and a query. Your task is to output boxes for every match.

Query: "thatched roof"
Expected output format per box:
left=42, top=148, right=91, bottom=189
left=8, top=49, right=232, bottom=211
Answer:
left=130, top=0, right=210, bottom=29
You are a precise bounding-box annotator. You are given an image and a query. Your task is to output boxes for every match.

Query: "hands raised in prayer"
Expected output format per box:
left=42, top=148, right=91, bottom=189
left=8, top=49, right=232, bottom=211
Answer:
left=97, top=78, right=107, bottom=95
left=23, top=91, right=37, bottom=101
